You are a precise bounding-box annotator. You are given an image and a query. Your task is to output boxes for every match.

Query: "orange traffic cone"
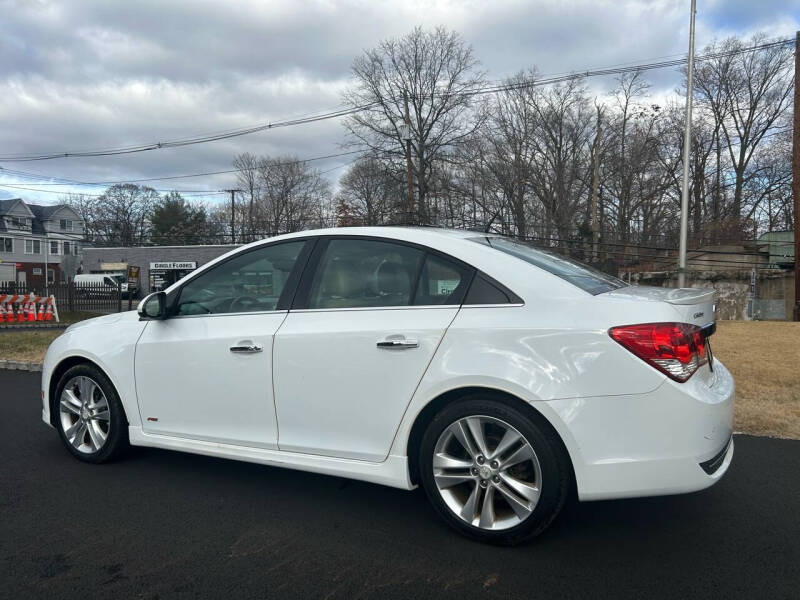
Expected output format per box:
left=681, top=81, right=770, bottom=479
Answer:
left=44, top=302, right=54, bottom=321
left=6, top=302, right=15, bottom=323
left=0, top=304, right=5, bottom=324
left=16, top=303, right=26, bottom=322
left=37, top=303, right=45, bottom=321
left=26, top=301, right=36, bottom=322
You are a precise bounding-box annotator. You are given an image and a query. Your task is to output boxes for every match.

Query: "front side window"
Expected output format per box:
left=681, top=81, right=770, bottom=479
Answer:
left=60, top=219, right=73, bottom=231
left=25, top=239, right=41, bottom=254
left=50, top=241, right=60, bottom=255
left=0, top=237, right=11, bottom=253
left=471, top=236, right=626, bottom=295
left=176, top=241, right=305, bottom=316
left=63, top=241, right=71, bottom=255
left=308, top=239, right=423, bottom=309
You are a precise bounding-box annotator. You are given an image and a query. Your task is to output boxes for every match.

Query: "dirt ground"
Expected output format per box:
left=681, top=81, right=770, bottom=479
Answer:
left=1, top=318, right=797, bottom=439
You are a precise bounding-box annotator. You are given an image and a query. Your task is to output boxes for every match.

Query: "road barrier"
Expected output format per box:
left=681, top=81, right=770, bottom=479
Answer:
left=0, top=294, right=59, bottom=325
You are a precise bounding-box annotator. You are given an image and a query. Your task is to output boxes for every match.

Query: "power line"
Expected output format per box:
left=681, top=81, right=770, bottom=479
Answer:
left=0, top=37, right=792, bottom=163
left=0, top=150, right=363, bottom=187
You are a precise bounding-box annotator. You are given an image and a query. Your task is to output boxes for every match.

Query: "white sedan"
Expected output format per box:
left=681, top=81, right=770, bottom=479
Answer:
left=41, top=227, right=734, bottom=545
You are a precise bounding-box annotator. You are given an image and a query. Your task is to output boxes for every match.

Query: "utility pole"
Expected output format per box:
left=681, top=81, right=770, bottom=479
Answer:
left=678, top=0, right=697, bottom=288
left=591, top=104, right=603, bottom=262
left=403, top=91, right=415, bottom=224
left=792, top=31, right=800, bottom=320
left=224, top=189, right=241, bottom=244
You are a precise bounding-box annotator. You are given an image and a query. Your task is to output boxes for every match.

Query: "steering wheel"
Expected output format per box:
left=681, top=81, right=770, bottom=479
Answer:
left=229, top=295, right=259, bottom=313
left=177, top=300, right=212, bottom=315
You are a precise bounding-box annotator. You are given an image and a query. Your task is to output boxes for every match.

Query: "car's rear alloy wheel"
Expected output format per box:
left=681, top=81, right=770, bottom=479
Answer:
left=432, top=415, right=542, bottom=530
left=419, top=396, right=570, bottom=545
left=59, top=375, right=110, bottom=454
left=55, top=364, right=128, bottom=463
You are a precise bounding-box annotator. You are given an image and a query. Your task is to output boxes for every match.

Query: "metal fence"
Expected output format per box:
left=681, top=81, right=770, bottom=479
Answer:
left=0, top=281, right=130, bottom=313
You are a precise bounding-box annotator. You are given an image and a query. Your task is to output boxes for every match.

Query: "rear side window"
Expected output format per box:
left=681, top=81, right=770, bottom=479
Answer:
left=470, top=236, right=626, bottom=295
left=308, top=239, right=423, bottom=309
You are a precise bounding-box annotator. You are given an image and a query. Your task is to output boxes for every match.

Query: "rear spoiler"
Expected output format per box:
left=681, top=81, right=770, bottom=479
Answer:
left=662, top=288, right=716, bottom=306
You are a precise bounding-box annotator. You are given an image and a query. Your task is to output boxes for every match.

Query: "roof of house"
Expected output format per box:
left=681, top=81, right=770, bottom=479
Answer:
left=0, top=198, right=23, bottom=213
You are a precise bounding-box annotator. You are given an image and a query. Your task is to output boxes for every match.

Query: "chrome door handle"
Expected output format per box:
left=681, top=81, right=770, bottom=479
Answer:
left=229, top=344, right=263, bottom=354
left=377, top=338, right=419, bottom=349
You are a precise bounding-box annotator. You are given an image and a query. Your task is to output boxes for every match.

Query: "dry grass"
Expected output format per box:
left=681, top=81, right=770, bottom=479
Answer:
left=0, top=329, right=63, bottom=362
left=713, top=320, right=800, bottom=440
left=0, top=311, right=104, bottom=363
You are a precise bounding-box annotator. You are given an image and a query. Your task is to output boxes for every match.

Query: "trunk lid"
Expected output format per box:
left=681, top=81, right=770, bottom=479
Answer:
left=603, top=286, right=716, bottom=328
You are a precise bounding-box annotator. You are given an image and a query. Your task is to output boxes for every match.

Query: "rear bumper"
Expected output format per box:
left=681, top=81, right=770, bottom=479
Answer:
left=545, top=360, right=735, bottom=501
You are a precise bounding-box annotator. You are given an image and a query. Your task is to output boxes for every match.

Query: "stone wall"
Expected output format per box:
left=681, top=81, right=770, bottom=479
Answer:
left=630, top=269, right=795, bottom=321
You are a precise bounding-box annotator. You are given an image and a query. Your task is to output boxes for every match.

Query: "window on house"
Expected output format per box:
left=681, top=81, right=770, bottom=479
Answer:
left=11, top=216, right=26, bottom=228
left=60, top=219, right=73, bottom=231
left=25, top=239, right=41, bottom=254
left=63, top=241, right=71, bottom=255
left=0, top=237, right=11, bottom=253
left=47, top=269, right=55, bottom=284
left=73, top=243, right=80, bottom=256
left=50, top=241, right=60, bottom=255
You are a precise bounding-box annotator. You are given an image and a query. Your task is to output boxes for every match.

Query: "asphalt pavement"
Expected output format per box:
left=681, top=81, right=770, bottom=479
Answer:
left=1, top=369, right=798, bottom=599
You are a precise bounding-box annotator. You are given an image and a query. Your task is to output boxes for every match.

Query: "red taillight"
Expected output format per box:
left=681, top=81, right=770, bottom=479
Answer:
left=609, top=322, right=708, bottom=382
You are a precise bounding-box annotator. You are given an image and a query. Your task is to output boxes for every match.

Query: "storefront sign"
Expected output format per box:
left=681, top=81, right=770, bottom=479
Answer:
left=149, top=261, right=197, bottom=270
left=127, top=265, right=141, bottom=289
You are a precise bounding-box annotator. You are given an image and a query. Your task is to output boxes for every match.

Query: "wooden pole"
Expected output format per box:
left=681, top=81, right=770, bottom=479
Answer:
left=792, top=31, right=800, bottom=320
left=591, top=104, right=602, bottom=262
left=404, top=91, right=414, bottom=224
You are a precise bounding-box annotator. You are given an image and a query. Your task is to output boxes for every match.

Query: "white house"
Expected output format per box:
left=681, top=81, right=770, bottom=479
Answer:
left=0, top=197, right=84, bottom=287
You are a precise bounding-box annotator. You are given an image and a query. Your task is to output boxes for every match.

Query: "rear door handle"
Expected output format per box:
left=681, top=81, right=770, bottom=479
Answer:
left=229, top=343, right=263, bottom=354
left=377, top=338, right=419, bottom=349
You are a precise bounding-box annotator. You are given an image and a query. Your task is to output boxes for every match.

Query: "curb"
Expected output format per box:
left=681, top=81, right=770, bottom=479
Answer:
left=0, top=323, right=66, bottom=331
left=0, top=359, right=43, bottom=372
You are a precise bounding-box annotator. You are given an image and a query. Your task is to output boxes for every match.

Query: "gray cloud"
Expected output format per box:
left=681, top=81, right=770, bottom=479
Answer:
left=0, top=0, right=796, bottom=204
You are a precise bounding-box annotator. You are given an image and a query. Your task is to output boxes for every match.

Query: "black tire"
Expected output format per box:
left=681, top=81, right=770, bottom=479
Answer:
left=54, top=363, right=129, bottom=463
left=419, top=394, right=570, bottom=545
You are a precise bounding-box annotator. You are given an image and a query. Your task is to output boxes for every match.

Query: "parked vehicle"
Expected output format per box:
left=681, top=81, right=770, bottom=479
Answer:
left=74, top=274, right=128, bottom=298
left=41, top=227, right=734, bottom=544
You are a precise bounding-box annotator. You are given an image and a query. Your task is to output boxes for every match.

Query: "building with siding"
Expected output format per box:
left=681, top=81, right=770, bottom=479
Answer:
left=81, top=244, right=240, bottom=297
left=0, top=197, right=84, bottom=287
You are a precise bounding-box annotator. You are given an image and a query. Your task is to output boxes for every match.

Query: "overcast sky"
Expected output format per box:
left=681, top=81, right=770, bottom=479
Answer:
left=0, top=0, right=797, bottom=206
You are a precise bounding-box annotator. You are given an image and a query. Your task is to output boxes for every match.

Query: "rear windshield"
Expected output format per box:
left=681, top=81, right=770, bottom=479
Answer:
left=470, top=236, right=627, bottom=295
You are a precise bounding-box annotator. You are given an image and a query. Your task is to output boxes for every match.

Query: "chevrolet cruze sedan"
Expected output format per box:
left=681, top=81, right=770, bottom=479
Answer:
left=42, top=227, right=734, bottom=544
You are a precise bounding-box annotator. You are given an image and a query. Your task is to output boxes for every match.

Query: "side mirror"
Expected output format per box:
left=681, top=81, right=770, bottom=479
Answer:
left=137, top=291, right=167, bottom=320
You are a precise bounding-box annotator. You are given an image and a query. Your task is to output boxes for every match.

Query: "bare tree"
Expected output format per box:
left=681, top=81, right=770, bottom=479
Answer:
left=526, top=78, right=594, bottom=247
left=233, top=152, right=260, bottom=241
left=66, top=184, right=157, bottom=246
left=254, top=156, right=331, bottom=234
left=483, top=71, right=540, bottom=239
left=342, top=26, right=487, bottom=222
left=335, top=156, right=403, bottom=225
left=694, top=34, right=794, bottom=231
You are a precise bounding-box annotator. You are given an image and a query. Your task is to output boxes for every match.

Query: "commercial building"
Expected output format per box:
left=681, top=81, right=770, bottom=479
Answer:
left=0, top=197, right=84, bottom=287
left=81, top=244, right=240, bottom=297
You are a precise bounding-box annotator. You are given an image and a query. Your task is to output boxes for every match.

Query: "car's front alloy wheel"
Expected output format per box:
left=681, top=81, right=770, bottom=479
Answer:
left=59, top=375, right=111, bottom=453
left=420, top=396, right=570, bottom=545
left=55, top=364, right=128, bottom=463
